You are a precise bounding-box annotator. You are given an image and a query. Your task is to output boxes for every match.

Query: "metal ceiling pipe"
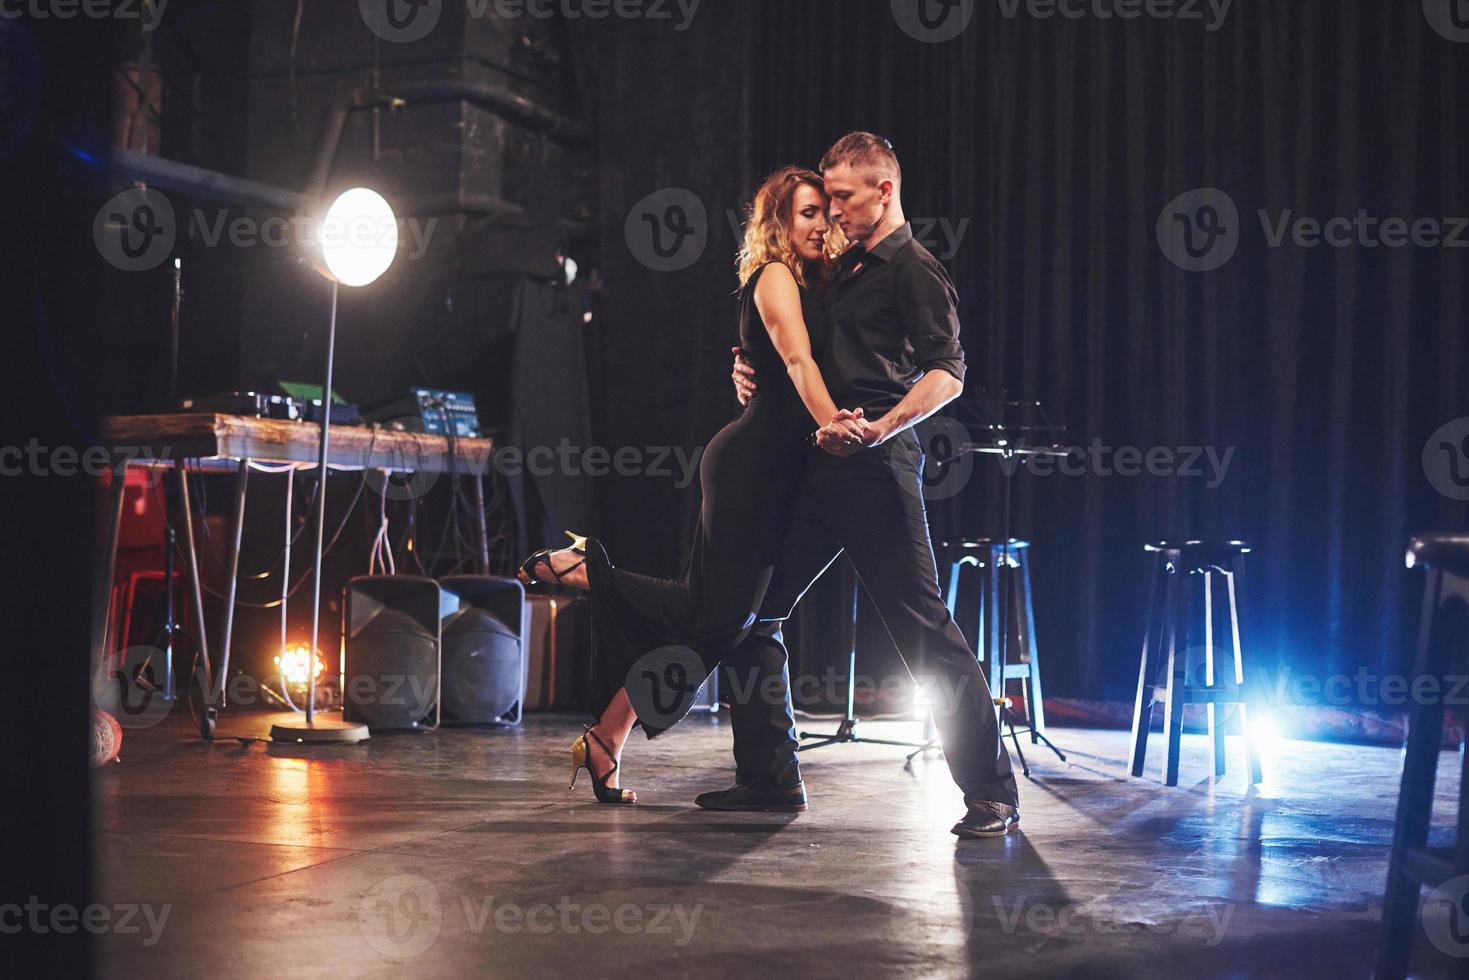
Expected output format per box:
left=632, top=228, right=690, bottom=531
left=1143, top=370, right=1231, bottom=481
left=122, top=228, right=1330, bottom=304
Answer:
left=307, top=79, right=589, bottom=199
left=110, top=147, right=313, bottom=211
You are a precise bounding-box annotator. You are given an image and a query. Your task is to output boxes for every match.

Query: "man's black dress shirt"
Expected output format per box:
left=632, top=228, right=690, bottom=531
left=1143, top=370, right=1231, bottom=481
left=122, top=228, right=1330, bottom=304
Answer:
left=819, top=221, right=966, bottom=416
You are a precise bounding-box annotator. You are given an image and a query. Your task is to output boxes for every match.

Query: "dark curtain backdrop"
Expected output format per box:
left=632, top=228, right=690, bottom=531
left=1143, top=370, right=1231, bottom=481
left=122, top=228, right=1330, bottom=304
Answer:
left=582, top=0, right=1468, bottom=705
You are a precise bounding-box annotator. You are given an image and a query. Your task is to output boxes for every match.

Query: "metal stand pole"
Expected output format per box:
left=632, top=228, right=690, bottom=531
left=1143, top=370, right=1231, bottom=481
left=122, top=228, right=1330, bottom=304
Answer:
left=90, top=461, right=129, bottom=676
left=474, top=474, right=491, bottom=575
left=270, top=279, right=368, bottom=743
left=158, top=258, right=183, bottom=700
left=280, top=467, right=294, bottom=703
left=304, top=283, right=335, bottom=728
left=212, top=459, right=249, bottom=708
left=799, top=572, right=933, bottom=753
left=160, top=475, right=176, bottom=701
left=173, top=463, right=216, bottom=737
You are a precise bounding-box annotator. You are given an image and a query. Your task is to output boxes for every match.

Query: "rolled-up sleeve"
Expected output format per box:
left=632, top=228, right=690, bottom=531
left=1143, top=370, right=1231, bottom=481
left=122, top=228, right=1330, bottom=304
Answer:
left=895, top=254, right=966, bottom=385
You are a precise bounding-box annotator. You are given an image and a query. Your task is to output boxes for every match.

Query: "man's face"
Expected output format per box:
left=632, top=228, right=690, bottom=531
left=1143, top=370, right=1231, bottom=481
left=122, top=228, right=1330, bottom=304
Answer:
left=823, top=162, right=890, bottom=243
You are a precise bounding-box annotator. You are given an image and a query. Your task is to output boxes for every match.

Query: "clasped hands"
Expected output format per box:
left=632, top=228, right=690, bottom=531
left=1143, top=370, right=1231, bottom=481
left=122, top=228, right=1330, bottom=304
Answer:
left=814, top=408, right=883, bottom=457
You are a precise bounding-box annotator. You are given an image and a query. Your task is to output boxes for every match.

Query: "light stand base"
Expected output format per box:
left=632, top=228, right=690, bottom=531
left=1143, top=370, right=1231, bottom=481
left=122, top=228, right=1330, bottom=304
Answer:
left=996, top=699, right=1066, bottom=778
left=269, top=717, right=370, bottom=743
left=799, top=717, right=932, bottom=752
left=902, top=698, right=1067, bottom=777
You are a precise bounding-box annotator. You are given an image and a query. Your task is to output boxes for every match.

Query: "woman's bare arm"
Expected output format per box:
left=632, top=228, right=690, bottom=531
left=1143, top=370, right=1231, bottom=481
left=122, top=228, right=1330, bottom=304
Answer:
left=752, top=263, right=840, bottom=428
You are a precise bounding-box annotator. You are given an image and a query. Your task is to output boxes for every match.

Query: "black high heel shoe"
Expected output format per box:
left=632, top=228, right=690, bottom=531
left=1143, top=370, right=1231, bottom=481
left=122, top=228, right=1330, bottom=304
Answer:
left=518, top=531, right=589, bottom=588
left=570, top=727, right=637, bottom=804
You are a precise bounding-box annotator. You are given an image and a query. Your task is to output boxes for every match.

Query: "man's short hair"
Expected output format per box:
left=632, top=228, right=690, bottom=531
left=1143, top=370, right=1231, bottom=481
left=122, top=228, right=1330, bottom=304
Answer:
left=820, top=132, right=901, bottom=185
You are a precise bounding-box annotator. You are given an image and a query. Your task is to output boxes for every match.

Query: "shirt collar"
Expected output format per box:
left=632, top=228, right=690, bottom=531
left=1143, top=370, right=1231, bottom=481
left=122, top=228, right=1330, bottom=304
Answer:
left=862, top=221, right=913, bottom=264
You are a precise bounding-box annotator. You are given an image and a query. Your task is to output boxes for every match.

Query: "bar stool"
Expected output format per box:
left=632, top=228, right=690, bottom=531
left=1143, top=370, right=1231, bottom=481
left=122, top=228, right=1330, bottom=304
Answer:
left=1377, top=534, right=1469, bottom=980
left=939, top=538, right=1048, bottom=742
left=1128, top=540, right=1263, bottom=786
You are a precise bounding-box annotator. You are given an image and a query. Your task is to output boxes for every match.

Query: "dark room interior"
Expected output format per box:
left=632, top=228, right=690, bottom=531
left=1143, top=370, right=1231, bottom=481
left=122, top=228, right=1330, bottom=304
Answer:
left=7, top=0, right=1469, bottom=976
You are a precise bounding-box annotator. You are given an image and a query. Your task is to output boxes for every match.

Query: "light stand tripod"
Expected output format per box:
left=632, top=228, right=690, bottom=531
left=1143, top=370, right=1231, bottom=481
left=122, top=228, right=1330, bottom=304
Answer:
left=904, top=397, right=1068, bottom=778
left=797, top=567, right=935, bottom=754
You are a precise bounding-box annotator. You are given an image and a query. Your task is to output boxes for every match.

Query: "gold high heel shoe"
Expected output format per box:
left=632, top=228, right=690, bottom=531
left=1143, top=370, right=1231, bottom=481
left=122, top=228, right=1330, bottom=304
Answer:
left=570, top=727, right=637, bottom=804
left=517, top=531, right=589, bottom=587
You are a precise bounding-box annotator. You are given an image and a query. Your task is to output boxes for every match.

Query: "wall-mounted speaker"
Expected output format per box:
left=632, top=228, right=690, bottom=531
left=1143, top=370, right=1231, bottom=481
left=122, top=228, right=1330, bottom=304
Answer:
left=438, top=576, right=528, bottom=725
left=343, top=576, right=442, bottom=732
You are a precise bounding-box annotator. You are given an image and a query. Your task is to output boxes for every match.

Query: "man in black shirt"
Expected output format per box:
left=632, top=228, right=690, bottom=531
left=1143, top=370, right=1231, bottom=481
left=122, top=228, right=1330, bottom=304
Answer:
left=698, top=133, right=1020, bottom=838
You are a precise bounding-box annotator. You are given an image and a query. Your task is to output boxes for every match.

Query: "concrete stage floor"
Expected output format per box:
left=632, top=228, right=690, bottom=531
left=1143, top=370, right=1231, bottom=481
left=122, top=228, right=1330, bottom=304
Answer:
left=93, top=711, right=1456, bottom=978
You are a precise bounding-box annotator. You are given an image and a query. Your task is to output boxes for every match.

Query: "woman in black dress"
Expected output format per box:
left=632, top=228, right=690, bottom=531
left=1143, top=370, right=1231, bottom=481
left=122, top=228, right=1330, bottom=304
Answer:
left=518, top=166, right=853, bottom=803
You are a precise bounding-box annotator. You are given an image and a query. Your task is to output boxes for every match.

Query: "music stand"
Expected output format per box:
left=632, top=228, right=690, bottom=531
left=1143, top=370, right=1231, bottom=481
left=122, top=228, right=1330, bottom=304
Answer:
left=904, top=395, right=1069, bottom=778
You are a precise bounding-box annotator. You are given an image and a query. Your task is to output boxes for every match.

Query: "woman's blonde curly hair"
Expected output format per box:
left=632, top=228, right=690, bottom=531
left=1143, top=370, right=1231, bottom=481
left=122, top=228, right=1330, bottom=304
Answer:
left=736, top=165, right=845, bottom=289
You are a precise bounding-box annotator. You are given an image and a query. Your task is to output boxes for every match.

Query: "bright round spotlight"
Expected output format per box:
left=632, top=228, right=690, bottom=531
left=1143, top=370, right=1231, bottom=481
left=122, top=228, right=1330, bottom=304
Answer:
left=319, top=187, right=397, bottom=287
left=1249, top=711, right=1281, bottom=746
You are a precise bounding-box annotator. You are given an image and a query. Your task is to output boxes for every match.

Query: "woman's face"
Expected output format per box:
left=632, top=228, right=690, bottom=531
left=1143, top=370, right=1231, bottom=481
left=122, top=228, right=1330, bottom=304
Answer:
left=788, top=183, right=832, bottom=262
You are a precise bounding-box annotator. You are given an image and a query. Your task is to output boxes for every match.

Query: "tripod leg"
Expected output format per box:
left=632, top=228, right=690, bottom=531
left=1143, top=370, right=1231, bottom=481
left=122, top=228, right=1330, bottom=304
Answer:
left=860, top=735, right=941, bottom=749
left=174, top=466, right=214, bottom=698
left=1032, top=728, right=1067, bottom=762
left=1003, top=709, right=1031, bottom=778
left=1205, top=570, right=1226, bottom=777
left=91, top=460, right=128, bottom=680
left=1020, top=554, right=1046, bottom=743
left=1130, top=555, right=1164, bottom=777
left=796, top=737, right=842, bottom=752
left=797, top=717, right=857, bottom=751
left=903, top=740, right=940, bottom=771
left=1162, top=574, right=1185, bottom=788
left=1227, top=564, right=1264, bottom=785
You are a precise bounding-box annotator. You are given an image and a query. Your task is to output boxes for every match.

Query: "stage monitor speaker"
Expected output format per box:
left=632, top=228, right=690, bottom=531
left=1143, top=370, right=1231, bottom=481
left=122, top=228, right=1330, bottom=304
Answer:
left=343, top=576, right=442, bottom=732
left=438, top=576, right=528, bottom=725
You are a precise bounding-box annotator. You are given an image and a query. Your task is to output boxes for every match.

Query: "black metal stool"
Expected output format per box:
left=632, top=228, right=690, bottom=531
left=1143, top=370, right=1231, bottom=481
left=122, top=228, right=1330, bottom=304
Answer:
left=1128, top=540, right=1263, bottom=786
left=1377, top=534, right=1469, bottom=979
left=940, top=538, right=1048, bottom=742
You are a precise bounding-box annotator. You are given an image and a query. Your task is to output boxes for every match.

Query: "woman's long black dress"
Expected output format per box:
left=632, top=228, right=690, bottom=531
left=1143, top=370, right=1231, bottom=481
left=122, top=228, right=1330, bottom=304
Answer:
left=583, top=263, right=827, bottom=737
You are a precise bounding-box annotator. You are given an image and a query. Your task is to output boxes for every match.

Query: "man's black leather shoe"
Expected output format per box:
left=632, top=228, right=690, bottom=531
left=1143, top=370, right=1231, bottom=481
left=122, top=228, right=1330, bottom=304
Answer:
left=694, top=782, right=808, bottom=813
left=951, top=801, right=1019, bottom=838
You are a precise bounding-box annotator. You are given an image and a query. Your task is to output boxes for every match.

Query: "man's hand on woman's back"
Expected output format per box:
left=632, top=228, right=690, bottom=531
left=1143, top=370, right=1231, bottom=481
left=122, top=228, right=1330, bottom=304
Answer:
left=731, top=346, right=758, bottom=405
